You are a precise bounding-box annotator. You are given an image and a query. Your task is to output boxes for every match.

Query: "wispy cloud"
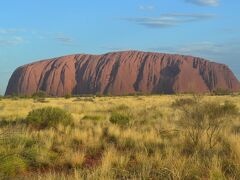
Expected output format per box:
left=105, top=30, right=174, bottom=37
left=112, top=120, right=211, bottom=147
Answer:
left=149, top=40, right=240, bottom=61
left=151, top=42, right=213, bottom=55
left=185, top=0, right=219, bottom=6
left=0, top=28, right=26, bottom=46
left=100, top=45, right=130, bottom=51
left=173, top=42, right=223, bottom=55
left=0, top=28, right=26, bottom=34
left=139, top=5, right=155, bottom=11
left=54, top=33, right=74, bottom=45
left=0, top=36, right=25, bottom=46
left=122, top=13, right=215, bottom=28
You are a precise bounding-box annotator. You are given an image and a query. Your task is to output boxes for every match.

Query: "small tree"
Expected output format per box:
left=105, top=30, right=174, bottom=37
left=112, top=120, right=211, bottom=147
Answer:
left=177, top=97, right=238, bottom=150
left=204, top=101, right=238, bottom=148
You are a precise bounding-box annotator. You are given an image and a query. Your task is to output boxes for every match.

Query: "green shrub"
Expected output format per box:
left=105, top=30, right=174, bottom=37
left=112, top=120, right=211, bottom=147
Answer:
left=82, top=115, right=101, bottom=121
left=33, top=98, right=48, bottom=103
left=204, top=101, right=238, bottom=120
left=64, top=94, right=72, bottom=99
left=172, top=98, right=196, bottom=107
left=11, top=96, right=19, bottom=100
left=110, top=112, right=130, bottom=125
left=212, top=88, right=232, bottom=96
left=32, top=91, right=46, bottom=98
left=73, top=97, right=94, bottom=102
left=26, top=107, right=73, bottom=129
left=32, top=91, right=48, bottom=103
left=112, top=104, right=129, bottom=112
left=19, top=95, right=31, bottom=99
left=0, top=155, right=28, bottom=178
left=10, top=93, right=19, bottom=100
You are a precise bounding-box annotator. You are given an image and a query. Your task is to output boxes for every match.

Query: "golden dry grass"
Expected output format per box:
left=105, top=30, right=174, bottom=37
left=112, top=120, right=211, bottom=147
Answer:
left=0, top=95, right=240, bottom=179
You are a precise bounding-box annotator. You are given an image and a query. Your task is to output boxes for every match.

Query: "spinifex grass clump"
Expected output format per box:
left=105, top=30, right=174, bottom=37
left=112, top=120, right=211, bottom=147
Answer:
left=26, top=107, right=73, bottom=129
left=0, top=129, right=29, bottom=178
left=0, top=155, right=27, bottom=178
left=110, top=112, right=130, bottom=125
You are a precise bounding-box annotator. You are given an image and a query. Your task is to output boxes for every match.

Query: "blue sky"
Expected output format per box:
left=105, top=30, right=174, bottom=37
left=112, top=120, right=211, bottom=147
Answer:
left=0, top=0, right=240, bottom=95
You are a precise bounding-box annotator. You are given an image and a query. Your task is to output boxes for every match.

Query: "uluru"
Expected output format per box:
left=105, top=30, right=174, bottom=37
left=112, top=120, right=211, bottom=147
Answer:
left=5, top=51, right=240, bottom=96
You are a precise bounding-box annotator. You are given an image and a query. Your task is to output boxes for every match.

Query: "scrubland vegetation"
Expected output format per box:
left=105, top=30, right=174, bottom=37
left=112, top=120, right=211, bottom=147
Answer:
left=0, top=94, right=240, bottom=179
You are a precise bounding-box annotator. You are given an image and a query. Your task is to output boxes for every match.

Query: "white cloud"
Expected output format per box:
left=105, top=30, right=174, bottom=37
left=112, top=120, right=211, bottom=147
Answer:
left=122, top=13, right=215, bottom=28
left=185, top=0, right=219, bottom=6
left=54, top=33, right=74, bottom=44
left=139, top=5, right=155, bottom=11
left=0, top=36, right=25, bottom=46
left=151, top=42, right=228, bottom=55
left=175, top=42, right=223, bottom=54
left=0, top=28, right=25, bottom=34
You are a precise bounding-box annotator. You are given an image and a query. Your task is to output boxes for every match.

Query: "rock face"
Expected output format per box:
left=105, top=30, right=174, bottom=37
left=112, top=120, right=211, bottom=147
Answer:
left=5, top=51, right=240, bottom=96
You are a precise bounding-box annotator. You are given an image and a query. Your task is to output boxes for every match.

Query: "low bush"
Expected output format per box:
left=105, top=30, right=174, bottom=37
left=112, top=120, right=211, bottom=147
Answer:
left=32, top=91, right=48, bottom=103
left=0, top=155, right=28, bottom=178
left=32, top=91, right=46, bottom=98
left=172, top=98, right=196, bottom=107
left=82, top=115, right=101, bottom=121
left=26, top=107, right=73, bottom=129
left=212, top=88, right=232, bottom=96
left=33, top=98, right=48, bottom=103
left=204, top=101, right=238, bottom=120
left=64, top=94, right=72, bottom=99
left=19, top=95, right=31, bottom=99
left=110, top=112, right=130, bottom=125
left=11, top=96, right=19, bottom=100
left=73, top=97, right=94, bottom=102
